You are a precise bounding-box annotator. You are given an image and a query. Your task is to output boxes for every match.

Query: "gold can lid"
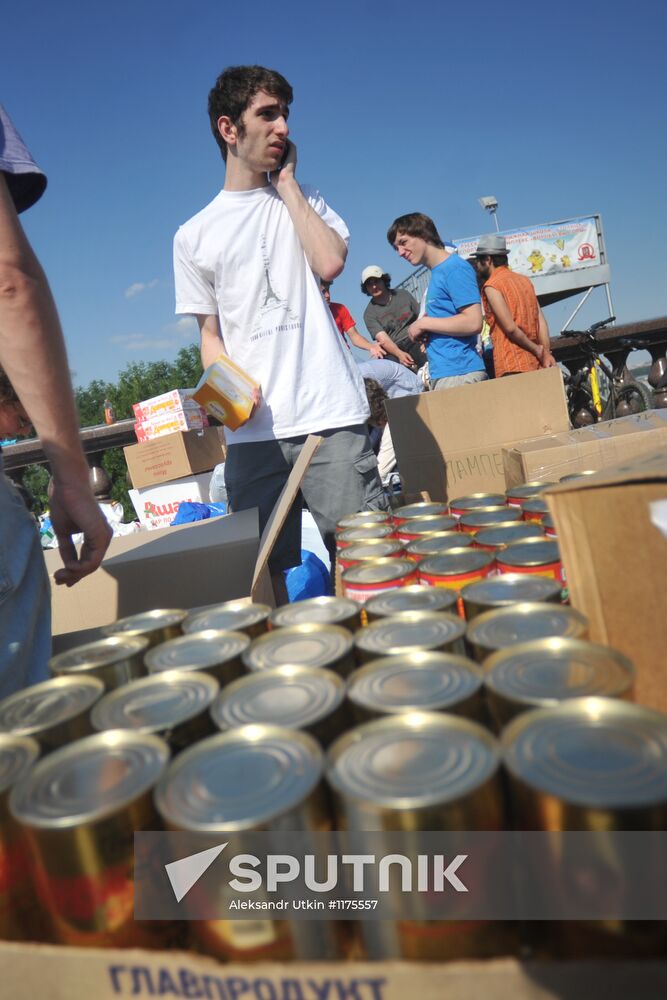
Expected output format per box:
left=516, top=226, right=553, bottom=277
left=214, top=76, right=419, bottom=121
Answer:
left=348, top=652, right=482, bottom=715
left=419, top=549, right=494, bottom=577
left=145, top=630, right=250, bottom=673
left=365, top=585, right=458, bottom=618
left=338, top=524, right=395, bottom=544
left=155, top=727, right=323, bottom=832
left=506, top=481, right=557, bottom=501
left=502, top=698, right=667, bottom=808
left=498, top=538, right=561, bottom=568
left=50, top=635, right=150, bottom=675
left=9, top=731, right=170, bottom=829
left=397, top=515, right=458, bottom=535
left=354, top=611, right=465, bottom=658
left=339, top=540, right=404, bottom=563
left=406, top=532, right=472, bottom=557
left=484, top=638, right=635, bottom=707
left=559, top=470, right=598, bottom=483
left=327, top=712, right=500, bottom=809
left=243, top=623, right=354, bottom=672
left=342, top=558, right=416, bottom=586
left=91, top=670, right=219, bottom=734
left=449, top=493, right=507, bottom=512
left=270, top=596, right=360, bottom=628
left=462, top=574, right=562, bottom=608
left=467, top=602, right=588, bottom=655
left=521, top=497, right=549, bottom=516
left=0, top=676, right=105, bottom=738
left=212, top=665, right=345, bottom=731
left=474, top=523, right=544, bottom=550
left=337, top=511, right=392, bottom=531
left=0, top=734, right=40, bottom=796
left=182, top=602, right=271, bottom=635
left=460, top=508, right=523, bottom=530
left=101, top=609, right=187, bottom=638
left=393, top=502, right=449, bottom=520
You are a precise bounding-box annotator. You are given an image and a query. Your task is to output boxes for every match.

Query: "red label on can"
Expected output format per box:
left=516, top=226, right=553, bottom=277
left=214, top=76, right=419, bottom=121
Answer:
left=497, top=560, right=564, bottom=585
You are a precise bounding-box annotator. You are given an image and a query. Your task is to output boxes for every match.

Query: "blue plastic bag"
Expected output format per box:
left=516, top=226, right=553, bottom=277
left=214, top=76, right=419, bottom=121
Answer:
left=284, top=549, right=331, bottom=601
left=170, top=501, right=227, bottom=526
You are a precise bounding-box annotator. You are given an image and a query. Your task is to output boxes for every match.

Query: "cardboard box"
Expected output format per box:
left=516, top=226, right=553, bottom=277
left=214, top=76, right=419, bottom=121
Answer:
left=193, top=354, right=259, bottom=431
left=504, top=409, right=667, bottom=487
left=386, top=367, right=569, bottom=502
left=545, top=449, right=667, bottom=713
left=46, top=436, right=322, bottom=641
left=134, top=407, right=207, bottom=443
left=128, top=472, right=214, bottom=530
left=123, top=428, right=225, bottom=489
left=132, top=388, right=197, bottom=421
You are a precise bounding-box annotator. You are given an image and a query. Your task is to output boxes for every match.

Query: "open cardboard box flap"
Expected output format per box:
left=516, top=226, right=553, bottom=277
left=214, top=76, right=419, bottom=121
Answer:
left=544, top=448, right=667, bottom=712
left=48, top=436, right=322, bottom=650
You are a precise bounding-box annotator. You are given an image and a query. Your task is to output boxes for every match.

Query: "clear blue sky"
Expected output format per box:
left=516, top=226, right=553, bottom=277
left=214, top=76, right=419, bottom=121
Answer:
left=4, top=0, right=666, bottom=387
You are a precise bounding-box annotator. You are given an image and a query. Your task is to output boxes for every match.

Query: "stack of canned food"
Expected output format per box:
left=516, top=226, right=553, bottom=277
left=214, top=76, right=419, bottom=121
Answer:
left=0, top=479, right=664, bottom=964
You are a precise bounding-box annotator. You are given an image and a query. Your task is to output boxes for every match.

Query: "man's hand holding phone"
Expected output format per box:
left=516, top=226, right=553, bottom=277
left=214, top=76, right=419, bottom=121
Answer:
left=270, top=139, right=297, bottom=188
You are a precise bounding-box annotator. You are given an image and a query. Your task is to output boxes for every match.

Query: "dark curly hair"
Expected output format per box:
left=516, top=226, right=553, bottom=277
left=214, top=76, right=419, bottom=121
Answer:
left=364, top=378, right=389, bottom=427
left=387, top=213, right=444, bottom=249
left=208, top=65, right=293, bottom=161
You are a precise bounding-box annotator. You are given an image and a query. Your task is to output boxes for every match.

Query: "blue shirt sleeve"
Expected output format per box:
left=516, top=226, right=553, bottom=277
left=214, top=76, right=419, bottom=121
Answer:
left=446, top=257, right=480, bottom=311
left=0, top=104, right=47, bottom=213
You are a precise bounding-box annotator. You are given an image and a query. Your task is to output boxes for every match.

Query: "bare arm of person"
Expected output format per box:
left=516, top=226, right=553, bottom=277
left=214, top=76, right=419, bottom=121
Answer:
left=0, top=174, right=111, bottom=586
left=537, top=307, right=556, bottom=367
left=271, top=144, right=347, bottom=282
left=347, top=325, right=386, bottom=358
left=408, top=303, right=482, bottom=341
left=196, top=313, right=262, bottom=418
left=374, top=331, right=415, bottom=368
left=479, top=288, right=543, bottom=360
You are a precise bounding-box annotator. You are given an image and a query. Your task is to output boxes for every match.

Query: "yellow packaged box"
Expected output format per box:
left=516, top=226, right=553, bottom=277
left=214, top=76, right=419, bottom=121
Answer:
left=193, top=354, right=259, bottom=431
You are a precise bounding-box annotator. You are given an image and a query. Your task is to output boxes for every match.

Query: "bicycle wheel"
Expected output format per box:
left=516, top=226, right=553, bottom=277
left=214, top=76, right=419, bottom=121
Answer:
left=568, top=386, right=598, bottom=428
left=602, top=381, right=654, bottom=421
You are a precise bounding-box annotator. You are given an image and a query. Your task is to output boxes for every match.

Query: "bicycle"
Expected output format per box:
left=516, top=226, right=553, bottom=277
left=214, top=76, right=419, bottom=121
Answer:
left=563, top=317, right=654, bottom=428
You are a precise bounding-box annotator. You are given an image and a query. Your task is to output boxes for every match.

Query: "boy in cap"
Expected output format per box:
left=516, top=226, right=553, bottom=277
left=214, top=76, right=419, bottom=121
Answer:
left=360, top=265, right=424, bottom=368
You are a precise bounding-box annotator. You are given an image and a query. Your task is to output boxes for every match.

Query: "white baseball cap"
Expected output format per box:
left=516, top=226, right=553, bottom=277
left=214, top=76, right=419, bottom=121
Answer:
left=361, top=265, right=385, bottom=286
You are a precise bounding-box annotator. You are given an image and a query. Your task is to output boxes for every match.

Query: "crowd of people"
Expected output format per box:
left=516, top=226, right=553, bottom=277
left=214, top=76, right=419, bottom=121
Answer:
left=0, top=62, right=557, bottom=693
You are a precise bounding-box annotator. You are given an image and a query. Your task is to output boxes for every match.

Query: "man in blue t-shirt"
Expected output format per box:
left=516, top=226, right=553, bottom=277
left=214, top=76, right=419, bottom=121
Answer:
left=386, top=213, right=486, bottom=391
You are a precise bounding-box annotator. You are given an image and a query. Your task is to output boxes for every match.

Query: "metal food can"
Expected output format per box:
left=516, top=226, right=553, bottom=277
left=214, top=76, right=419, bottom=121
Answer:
left=211, top=665, right=348, bottom=746
left=49, top=636, right=150, bottom=691
left=337, top=539, right=405, bottom=572
left=270, top=596, right=362, bottom=632
left=461, top=574, right=562, bottom=622
left=347, top=651, right=484, bottom=722
left=364, top=584, right=458, bottom=622
left=505, top=482, right=557, bottom=507
left=341, top=558, right=419, bottom=605
left=243, top=623, right=356, bottom=678
left=0, top=676, right=103, bottom=754
left=496, top=538, right=564, bottom=585
left=353, top=611, right=466, bottom=663
left=326, top=712, right=507, bottom=960
left=145, top=630, right=250, bottom=687
left=336, top=524, right=396, bottom=549
left=418, top=549, right=496, bottom=617
left=448, top=493, right=507, bottom=518
left=466, top=602, right=588, bottom=663
left=336, top=510, right=393, bottom=533
left=9, top=731, right=170, bottom=948
left=394, top=514, right=458, bottom=542
left=502, top=698, right=667, bottom=957
left=521, top=497, right=550, bottom=523
left=559, top=470, right=598, bottom=483
left=392, top=502, right=449, bottom=525
left=474, top=523, right=545, bottom=552
left=542, top=514, right=557, bottom=538
left=90, top=670, right=219, bottom=753
left=405, top=531, right=472, bottom=561
left=182, top=601, right=271, bottom=639
left=484, top=638, right=635, bottom=730
left=101, top=609, right=187, bottom=648
left=459, top=507, right=522, bottom=535
left=0, top=734, right=41, bottom=940
left=154, top=727, right=340, bottom=961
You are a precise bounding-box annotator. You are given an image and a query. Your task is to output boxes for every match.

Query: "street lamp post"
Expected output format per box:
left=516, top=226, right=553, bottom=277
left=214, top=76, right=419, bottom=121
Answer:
left=478, top=196, right=500, bottom=232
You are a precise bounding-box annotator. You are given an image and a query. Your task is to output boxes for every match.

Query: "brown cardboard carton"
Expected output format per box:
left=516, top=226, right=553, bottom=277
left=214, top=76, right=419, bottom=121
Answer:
left=386, top=367, right=569, bottom=501
left=46, top=436, right=322, bottom=644
left=545, top=449, right=667, bottom=712
left=123, top=427, right=226, bottom=489
left=504, top=409, right=667, bottom=487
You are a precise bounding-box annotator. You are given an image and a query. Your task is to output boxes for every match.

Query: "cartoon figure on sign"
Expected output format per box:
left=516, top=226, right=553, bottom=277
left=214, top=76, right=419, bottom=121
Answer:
left=561, top=255, right=572, bottom=268
left=577, top=243, right=596, bottom=261
left=555, top=239, right=565, bottom=251
left=528, top=249, right=545, bottom=273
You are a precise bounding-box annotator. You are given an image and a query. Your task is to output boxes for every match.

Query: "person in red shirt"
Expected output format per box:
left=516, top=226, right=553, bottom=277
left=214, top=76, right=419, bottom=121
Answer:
left=320, top=280, right=385, bottom=358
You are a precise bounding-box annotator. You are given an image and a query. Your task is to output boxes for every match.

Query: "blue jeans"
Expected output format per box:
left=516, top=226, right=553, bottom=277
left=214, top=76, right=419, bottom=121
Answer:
left=0, top=460, right=50, bottom=698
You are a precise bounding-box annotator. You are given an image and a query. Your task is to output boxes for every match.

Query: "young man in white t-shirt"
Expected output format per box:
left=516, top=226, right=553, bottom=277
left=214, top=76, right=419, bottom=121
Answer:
left=173, top=66, right=386, bottom=600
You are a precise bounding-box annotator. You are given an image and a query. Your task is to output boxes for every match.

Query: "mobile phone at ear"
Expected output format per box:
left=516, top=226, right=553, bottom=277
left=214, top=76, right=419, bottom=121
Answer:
left=279, top=140, right=292, bottom=168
